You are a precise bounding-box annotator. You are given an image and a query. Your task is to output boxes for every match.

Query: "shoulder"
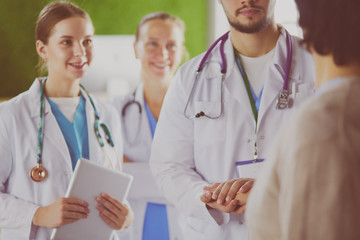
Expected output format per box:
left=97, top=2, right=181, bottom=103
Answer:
left=108, top=87, right=142, bottom=116
left=107, top=94, right=129, bottom=115
left=0, top=88, right=34, bottom=118
left=277, top=79, right=360, bottom=168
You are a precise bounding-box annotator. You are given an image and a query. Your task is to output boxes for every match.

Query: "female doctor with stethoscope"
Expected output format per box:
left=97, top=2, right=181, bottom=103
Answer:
left=109, top=12, right=187, bottom=240
left=0, top=2, right=132, bottom=239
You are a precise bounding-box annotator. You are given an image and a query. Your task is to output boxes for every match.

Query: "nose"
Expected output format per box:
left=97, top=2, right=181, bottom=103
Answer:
left=158, top=45, right=169, bottom=60
left=73, top=41, right=86, bottom=57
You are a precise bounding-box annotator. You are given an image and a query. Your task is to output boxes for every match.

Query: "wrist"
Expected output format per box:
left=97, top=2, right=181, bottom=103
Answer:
left=32, top=207, right=43, bottom=226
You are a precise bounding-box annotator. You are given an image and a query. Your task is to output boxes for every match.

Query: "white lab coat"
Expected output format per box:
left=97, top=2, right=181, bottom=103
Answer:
left=110, top=84, right=183, bottom=240
left=0, top=78, right=124, bottom=240
left=149, top=27, right=316, bottom=240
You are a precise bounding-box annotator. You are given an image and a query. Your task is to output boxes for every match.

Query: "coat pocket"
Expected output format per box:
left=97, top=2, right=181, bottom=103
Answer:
left=194, top=101, right=226, bottom=145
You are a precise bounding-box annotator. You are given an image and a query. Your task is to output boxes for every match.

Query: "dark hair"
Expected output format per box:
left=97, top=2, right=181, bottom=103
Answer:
left=295, top=0, right=360, bottom=65
left=36, top=1, right=92, bottom=44
left=135, top=12, right=185, bottom=42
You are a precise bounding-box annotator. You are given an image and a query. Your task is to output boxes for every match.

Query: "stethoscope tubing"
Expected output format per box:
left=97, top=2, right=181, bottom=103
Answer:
left=33, top=79, right=122, bottom=182
left=184, top=29, right=293, bottom=119
left=121, top=88, right=143, bottom=146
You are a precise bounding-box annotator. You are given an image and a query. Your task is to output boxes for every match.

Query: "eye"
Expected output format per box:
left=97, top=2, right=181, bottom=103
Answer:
left=61, top=40, right=72, bottom=46
left=146, top=41, right=158, bottom=48
left=83, top=39, right=92, bottom=46
left=167, top=43, right=178, bottom=51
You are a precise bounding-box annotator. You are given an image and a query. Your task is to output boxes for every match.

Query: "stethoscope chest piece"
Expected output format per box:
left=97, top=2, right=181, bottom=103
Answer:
left=276, top=89, right=293, bottom=109
left=30, top=163, right=47, bottom=182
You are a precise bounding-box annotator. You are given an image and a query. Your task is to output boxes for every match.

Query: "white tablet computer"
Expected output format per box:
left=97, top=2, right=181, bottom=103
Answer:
left=50, top=158, right=133, bottom=240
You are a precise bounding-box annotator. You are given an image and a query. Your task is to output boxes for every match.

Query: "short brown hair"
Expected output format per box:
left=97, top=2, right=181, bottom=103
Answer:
left=296, top=0, right=360, bottom=65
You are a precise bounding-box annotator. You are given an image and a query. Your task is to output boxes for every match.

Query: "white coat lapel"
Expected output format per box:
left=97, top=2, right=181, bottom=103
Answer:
left=83, top=91, right=104, bottom=165
left=207, top=36, right=254, bottom=117
left=257, top=28, right=300, bottom=128
left=136, top=85, right=152, bottom=145
left=29, top=79, right=72, bottom=170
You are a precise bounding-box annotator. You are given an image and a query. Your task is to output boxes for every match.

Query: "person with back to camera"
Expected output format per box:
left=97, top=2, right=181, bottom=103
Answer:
left=0, top=2, right=133, bottom=239
left=246, top=0, right=360, bottom=239
left=149, top=0, right=316, bottom=239
left=109, top=12, right=186, bottom=240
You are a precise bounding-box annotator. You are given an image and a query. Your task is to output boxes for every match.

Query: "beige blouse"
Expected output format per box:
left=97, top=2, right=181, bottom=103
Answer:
left=246, top=78, right=360, bottom=240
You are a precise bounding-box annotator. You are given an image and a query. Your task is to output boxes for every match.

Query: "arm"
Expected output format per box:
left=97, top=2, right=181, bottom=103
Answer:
left=149, top=69, right=214, bottom=221
left=102, top=104, right=134, bottom=233
left=0, top=112, right=89, bottom=236
left=277, top=144, right=360, bottom=240
left=0, top=112, right=39, bottom=236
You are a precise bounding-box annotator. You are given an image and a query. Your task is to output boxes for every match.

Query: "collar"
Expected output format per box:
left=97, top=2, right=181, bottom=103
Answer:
left=29, top=77, right=96, bottom=118
left=201, top=26, right=299, bottom=84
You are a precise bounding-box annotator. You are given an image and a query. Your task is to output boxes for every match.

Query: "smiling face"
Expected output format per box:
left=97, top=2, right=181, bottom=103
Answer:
left=219, top=0, right=276, bottom=33
left=134, top=19, right=184, bottom=82
left=36, top=16, right=94, bottom=82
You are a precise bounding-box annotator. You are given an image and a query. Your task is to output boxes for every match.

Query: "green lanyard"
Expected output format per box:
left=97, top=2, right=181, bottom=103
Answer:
left=234, top=49, right=259, bottom=160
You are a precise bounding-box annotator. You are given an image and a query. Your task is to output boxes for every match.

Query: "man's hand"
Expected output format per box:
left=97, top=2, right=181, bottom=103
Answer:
left=200, top=178, right=255, bottom=214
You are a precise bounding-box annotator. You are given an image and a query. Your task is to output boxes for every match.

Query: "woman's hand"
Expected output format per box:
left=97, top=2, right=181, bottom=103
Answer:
left=96, top=193, right=133, bottom=230
left=200, top=178, right=254, bottom=214
left=32, top=197, right=89, bottom=228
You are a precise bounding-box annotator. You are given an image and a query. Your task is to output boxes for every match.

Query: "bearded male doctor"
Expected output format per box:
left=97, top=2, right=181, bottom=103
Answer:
left=150, top=0, right=315, bottom=239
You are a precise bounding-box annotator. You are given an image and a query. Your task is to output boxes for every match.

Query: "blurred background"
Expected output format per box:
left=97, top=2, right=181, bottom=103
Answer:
left=0, top=0, right=299, bottom=100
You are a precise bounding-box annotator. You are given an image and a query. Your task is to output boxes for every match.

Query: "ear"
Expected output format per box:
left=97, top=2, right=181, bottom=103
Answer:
left=133, top=42, right=139, bottom=59
left=36, top=40, right=47, bottom=61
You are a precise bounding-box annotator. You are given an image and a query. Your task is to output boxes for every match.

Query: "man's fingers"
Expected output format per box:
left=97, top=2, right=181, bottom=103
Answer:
left=240, top=180, right=254, bottom=193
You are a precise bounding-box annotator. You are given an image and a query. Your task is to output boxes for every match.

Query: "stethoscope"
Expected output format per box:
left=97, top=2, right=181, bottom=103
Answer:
left=30, top=79, right=122, bottom=182
left=183, top=29, right=293, bottom=119
left=121, top=88, right=142, bottom=145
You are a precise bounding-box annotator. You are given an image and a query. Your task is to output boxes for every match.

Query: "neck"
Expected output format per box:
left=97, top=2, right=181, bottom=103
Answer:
left=142, top=75, right=170, bottom=120
left=231, top=23, right=280, bottom=57
left=314, top=53, right=360, bottom=88
left=45, top=75, right=80, bottom=98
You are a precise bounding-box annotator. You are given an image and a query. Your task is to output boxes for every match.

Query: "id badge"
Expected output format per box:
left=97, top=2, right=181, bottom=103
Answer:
left=235, top=159, right=265, bottom=178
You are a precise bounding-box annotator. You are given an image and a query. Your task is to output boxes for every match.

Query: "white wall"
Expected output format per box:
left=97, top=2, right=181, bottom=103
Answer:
left=81, top=35, right=140, bottom=98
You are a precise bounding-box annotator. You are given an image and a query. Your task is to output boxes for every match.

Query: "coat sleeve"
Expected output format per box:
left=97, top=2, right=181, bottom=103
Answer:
left=0, top=110, right=39, bottom=238
left=149, top=68, right=216, bottom=223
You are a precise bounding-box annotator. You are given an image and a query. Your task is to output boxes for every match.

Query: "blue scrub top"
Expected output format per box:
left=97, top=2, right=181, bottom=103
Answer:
left=144, top=100, right=157, bottom=139
left=48, top=94, right=89, bottom=170
left=142, top=99, right=169, bottom=240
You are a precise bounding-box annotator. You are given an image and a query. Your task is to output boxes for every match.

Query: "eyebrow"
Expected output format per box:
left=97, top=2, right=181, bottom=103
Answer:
left=59, top=35, right=93, bottom=39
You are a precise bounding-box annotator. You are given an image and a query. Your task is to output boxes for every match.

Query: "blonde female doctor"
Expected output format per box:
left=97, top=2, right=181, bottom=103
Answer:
left=0, top=2, right=132, bottom=239
left=110, top=12, right=186, bottom=240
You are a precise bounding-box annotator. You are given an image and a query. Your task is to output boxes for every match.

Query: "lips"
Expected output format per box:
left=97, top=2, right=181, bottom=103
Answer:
left=240, top=8, right=261, bottom=17
left=69, top=62, right=87, bottom=70
left=151, top=62, right=170, bottom=71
